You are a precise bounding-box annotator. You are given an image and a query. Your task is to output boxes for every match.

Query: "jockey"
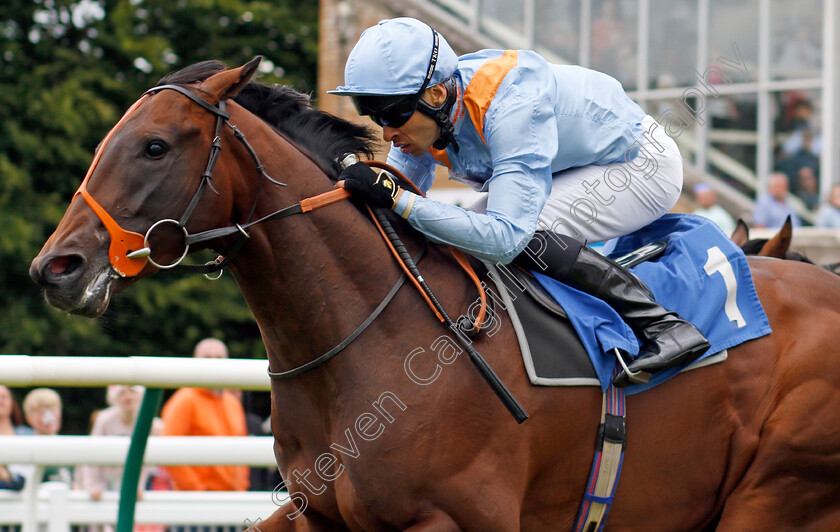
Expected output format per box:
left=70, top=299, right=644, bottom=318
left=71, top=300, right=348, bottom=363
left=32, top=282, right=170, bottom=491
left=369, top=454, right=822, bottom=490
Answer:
left=329, top=17, right=709, bottom=386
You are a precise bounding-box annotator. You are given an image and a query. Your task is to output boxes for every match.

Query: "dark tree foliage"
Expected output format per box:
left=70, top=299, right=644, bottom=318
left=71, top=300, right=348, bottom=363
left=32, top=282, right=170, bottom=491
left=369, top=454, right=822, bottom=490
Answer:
left=0, top=0, right=318, bottom=432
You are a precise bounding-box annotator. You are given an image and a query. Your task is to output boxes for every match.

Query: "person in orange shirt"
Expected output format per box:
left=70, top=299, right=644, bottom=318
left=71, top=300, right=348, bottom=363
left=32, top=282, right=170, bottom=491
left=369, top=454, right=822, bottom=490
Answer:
left=161, top=338, right=249, bottom=492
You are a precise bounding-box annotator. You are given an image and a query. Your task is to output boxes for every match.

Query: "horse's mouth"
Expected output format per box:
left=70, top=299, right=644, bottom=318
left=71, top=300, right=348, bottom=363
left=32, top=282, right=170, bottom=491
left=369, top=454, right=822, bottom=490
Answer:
left=41, top=266, right=116, bottom=318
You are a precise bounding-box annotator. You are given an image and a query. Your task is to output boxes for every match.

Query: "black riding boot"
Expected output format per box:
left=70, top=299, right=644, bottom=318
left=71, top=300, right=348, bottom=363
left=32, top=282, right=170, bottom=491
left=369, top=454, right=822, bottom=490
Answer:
left=514, top=232, right=710, bottom=387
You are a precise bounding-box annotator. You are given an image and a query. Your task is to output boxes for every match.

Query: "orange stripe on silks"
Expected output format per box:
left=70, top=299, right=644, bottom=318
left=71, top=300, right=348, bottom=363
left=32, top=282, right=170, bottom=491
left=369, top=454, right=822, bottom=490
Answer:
left=451, top=85, right=465, bottom=125
left=429, top=147, right=451, bottom=169
left=462, top=50, right=519, bottom=145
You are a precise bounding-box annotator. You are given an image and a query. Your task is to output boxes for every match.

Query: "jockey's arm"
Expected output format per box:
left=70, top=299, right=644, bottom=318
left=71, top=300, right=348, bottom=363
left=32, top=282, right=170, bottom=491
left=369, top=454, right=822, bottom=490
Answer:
left=386, top=78, right=557, bottom=265
left=393, top=162, right=552, bottom=265
left=386, top=149, right=438, bottom=194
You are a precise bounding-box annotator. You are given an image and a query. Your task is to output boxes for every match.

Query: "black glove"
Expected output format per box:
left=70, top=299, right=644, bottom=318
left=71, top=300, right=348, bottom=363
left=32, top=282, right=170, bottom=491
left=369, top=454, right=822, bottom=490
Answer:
left=341, top=162, right=402, bottom=209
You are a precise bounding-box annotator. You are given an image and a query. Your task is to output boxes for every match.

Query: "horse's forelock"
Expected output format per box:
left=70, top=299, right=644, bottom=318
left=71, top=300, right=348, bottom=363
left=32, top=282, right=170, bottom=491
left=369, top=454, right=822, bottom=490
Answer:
left=740, top=239, right=767, bottom=255
left=157, top=60, right=227, bottom=86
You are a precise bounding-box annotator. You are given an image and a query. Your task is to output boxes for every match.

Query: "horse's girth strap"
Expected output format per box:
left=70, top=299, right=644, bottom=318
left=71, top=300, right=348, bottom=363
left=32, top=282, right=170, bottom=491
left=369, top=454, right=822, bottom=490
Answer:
left=574, top=382, right=627, bottom=532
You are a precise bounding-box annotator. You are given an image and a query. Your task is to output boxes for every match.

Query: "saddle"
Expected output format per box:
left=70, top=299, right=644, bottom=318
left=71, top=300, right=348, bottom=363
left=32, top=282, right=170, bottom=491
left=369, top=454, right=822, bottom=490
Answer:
left=486, top=241, right=729, bottom=391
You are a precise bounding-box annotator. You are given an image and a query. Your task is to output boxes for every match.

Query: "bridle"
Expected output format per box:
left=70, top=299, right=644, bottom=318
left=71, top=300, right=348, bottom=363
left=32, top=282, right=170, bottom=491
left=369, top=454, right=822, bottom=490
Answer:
left=73, top=79, right=487, bottom=328
left=73, top=81, right=523, bottom=420
left=75, top=84, right=348, bottom=278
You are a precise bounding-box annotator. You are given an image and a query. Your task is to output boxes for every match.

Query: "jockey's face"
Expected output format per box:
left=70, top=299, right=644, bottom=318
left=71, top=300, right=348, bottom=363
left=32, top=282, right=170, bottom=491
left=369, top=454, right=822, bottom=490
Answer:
left=381, top=85, right=447, bottom=158
left=382, top=109, right=440, bottom=157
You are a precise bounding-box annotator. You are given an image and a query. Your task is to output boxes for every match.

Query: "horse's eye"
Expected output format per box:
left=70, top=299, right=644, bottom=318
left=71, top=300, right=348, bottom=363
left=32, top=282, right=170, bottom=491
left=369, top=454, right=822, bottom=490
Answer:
left=145, top=141, right=167, bottom=159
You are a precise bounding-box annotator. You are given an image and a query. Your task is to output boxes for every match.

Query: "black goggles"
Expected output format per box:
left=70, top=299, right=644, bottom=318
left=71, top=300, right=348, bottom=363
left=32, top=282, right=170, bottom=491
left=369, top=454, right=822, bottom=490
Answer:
left=351, top=93, right=423, bottom=128
left=351, top=28, right=440, bottom=128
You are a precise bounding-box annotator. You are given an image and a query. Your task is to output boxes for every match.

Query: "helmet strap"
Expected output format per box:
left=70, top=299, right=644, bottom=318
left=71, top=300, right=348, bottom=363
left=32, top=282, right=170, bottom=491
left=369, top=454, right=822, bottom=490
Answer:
left=418, top=77, right=460, bottom=153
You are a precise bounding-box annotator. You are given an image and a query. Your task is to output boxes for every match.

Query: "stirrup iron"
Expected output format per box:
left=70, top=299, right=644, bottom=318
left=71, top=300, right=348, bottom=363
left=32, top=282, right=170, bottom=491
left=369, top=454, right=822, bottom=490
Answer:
left=613, top=348, right=650, bottom=384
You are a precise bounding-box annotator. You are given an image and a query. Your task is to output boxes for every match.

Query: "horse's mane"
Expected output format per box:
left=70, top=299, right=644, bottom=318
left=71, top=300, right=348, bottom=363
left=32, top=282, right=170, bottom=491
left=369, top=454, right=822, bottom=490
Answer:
left=157, top=60, right=378, bottom=177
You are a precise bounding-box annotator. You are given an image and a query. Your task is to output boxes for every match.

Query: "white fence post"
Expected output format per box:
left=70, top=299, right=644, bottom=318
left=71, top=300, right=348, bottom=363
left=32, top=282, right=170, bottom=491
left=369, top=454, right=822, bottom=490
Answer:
left=44, top=482, right=71, bottom=532
left=22, top=465, right=44, bottom=532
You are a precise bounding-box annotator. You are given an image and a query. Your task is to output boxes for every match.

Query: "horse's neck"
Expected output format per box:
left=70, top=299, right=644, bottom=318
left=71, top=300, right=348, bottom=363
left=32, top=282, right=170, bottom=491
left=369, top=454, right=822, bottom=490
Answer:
left=235, top=207, right=400, bottom=358
left=221, top=111, right=409, bottom=370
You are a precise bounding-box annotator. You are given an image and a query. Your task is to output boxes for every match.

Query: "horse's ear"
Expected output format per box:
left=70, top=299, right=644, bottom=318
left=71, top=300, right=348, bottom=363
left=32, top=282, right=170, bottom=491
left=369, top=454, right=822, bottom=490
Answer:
left=200, top=56, right=262, bottom=103
left=759, top=216, right=793, bottom=258
left=731, top=219, right=750, bottom=246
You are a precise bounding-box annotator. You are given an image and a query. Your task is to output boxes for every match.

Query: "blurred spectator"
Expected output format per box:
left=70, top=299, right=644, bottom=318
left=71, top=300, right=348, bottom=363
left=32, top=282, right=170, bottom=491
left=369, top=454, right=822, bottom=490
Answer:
left=753, top=173, right=802, bottom=228
left=161, top=338, right=249, bottom=492
left=22, top=388, right=62, bottom=436
left=777, top=97, right=813, bottom=134
left=795, top=167, right=820, bottom=211
left=21, top=388, right=73, bottom=485
left=816, top=185, right=840, bottom=228
left=692, top=183, right=736, bottom=235
left=21, top=389, right=69, bottom=482
left=75, top=385, right=162, bottom=503
left=780, top=100, right=822, bottom=156
left=0, top=386, right=27, bottom=494
left=776, top=128, right=820, bottom=190
left=0, top=465, right=24, bottom=491
left=0, top=385, right=27, bottom=436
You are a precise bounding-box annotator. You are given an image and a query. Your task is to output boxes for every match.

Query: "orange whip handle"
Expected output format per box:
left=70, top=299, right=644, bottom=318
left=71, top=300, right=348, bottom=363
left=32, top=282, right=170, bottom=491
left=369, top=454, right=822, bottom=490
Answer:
left=300, top=188, right=351, bottom=212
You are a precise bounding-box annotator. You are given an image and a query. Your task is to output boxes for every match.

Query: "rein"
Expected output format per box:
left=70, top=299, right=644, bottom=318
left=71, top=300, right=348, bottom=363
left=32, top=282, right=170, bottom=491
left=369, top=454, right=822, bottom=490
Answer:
left=267, top=242, right=427, bottom=380
left=77, top=82, right=525, bottom=418
left=76, top=80, right=489, bottom=321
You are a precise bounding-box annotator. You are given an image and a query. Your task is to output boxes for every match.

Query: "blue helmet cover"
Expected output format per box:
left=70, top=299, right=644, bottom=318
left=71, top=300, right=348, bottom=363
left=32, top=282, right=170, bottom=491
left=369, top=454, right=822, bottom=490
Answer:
left=328, top=18, right=458, bottom=96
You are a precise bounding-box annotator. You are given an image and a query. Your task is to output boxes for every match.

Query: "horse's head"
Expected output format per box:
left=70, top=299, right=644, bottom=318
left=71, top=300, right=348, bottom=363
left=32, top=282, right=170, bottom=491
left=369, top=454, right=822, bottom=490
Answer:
left=30, top=59, right=262, bottom=317
left=734, top=215, right=811, bottom=261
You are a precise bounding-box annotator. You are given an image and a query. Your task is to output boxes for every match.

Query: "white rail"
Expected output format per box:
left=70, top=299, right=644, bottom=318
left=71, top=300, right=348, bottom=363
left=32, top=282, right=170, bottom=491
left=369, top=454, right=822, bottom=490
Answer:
left=0, top=484, right=289, bottom=527
left=0, top=355, right=280, bottom=531
left=0, top=436, right=276, bottom=466
left=0, top=355, right=271, bottom=390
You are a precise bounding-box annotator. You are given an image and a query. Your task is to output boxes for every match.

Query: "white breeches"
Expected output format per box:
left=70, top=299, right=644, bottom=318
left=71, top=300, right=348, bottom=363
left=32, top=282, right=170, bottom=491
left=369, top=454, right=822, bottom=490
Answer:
left=536, top=115, right=683, bottom=243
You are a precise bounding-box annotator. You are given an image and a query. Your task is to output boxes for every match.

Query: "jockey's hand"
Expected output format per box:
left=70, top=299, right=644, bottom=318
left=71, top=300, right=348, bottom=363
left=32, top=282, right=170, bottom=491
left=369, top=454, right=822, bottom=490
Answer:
left=340, top=162, right=402, bottom=209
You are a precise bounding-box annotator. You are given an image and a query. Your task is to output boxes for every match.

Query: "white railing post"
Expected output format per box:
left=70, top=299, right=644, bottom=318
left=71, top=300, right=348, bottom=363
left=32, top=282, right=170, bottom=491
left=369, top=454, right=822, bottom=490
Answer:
left=44, top=482, right=71, bottom=532
left=22, top=465, right=44, bottom=532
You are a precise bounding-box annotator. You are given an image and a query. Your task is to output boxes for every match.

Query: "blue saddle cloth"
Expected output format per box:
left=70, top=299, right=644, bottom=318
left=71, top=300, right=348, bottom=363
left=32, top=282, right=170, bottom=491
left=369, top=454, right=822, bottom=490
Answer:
left=532, top=213, right=772, bottom=395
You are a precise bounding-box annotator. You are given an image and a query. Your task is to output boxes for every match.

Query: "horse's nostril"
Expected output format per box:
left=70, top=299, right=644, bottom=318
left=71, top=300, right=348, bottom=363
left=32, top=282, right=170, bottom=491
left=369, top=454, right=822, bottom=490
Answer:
left=39, top=255, right=84, bottom=285
left=49, top=256, right=72, bottom=275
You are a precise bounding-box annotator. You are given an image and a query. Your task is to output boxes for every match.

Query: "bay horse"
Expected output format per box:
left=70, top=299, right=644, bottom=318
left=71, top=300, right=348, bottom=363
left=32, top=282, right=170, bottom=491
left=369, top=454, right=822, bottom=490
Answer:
left=30, top=59, right=840, bottom=531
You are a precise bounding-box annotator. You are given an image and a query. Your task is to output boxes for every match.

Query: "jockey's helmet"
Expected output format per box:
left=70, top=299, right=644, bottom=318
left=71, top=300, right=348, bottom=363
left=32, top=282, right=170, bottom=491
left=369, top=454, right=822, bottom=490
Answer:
left=328, top=18, right=458, bottom=129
